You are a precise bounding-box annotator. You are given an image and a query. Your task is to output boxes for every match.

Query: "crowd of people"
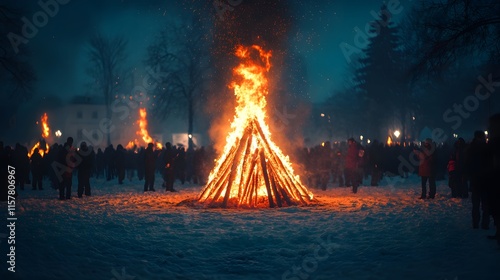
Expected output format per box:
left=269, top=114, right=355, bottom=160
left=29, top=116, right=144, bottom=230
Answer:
left=1, top=116, right=499, bottom=246
left=0, top=137, right=215, bottom=200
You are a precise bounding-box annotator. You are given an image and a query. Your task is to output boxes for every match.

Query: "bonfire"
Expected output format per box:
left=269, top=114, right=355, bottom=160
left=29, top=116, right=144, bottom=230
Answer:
left=28, top=113, right=50, bottom=157
left=126, top=108, right=162, bottom=150
left=197, top=45, right=314, bottom=208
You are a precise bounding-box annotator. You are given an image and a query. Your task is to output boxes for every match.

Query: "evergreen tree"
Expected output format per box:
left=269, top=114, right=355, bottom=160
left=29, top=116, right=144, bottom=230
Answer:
left=354, top=4, right=404, bottom=141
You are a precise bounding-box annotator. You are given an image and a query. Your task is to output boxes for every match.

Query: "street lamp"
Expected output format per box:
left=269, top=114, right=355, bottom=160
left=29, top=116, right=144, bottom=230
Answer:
left=393, top=130, right=400, bottom=138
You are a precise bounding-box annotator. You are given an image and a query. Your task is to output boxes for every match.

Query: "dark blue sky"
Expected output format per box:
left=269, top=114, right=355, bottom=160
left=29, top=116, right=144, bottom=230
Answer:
left=6, top=0, right=413, bottom=103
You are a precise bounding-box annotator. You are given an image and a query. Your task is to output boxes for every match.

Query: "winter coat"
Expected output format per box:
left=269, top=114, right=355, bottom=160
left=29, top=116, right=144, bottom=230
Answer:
left=416, top=148, right=435, bottom=177
left=465, top=139, right=488, bottom=178
left=345, top=143, right=359, bottom=170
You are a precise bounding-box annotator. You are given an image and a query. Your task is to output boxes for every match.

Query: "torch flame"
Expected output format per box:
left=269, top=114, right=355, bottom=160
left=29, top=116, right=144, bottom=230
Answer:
left=198, top=45, right=313, bottom=208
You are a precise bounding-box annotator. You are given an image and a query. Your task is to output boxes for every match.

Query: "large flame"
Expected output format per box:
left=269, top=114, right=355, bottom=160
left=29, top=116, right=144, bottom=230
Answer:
left=198, top=45, right=313, bottom=208
left=29, top=113, right=50, bottom=157
left=127, top=108, right=162, bottom=150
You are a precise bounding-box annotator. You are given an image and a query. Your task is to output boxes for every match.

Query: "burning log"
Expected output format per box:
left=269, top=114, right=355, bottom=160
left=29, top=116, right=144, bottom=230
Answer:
left=197, top=45, right=314, bottom=208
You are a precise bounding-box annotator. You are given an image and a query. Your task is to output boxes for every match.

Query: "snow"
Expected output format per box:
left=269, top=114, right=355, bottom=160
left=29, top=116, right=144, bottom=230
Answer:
left=1, top=174, right=498, bottom=280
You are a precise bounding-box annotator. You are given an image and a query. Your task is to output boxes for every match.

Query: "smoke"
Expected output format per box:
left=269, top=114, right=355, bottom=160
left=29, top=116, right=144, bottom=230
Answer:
left=203, top=0, right=313, bottom=157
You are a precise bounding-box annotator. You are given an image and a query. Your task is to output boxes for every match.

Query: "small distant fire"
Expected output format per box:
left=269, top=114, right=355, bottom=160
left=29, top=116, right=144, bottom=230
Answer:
left=126, top=108, right=162, bottom=150
left=41, top=113, right=50, bottom=138
left=29, top=113, right=51, bottom=157
left=386, top=136, right=393, bottom=146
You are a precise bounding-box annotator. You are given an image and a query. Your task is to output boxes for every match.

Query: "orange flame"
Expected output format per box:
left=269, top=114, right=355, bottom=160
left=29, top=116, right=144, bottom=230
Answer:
left=28, top=142, right=50, bottom=158
left=387, top=136, right=393, bottom=146
left=29, top=113, right=50, bottom=157
left=130, top=108, right=162, bottom=149
left=198, top=45, right=313, bottom=208
left=138, top=108, right=153, bottom=144
left=41, top=113, right=50, bottom=138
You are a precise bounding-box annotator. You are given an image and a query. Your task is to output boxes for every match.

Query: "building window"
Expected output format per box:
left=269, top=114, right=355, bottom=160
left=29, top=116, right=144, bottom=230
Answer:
left=77, top=129, right=83, bottom=139
left=92, top=111, right=98, bottom=119
left=77, top=111, right=83, bottom=119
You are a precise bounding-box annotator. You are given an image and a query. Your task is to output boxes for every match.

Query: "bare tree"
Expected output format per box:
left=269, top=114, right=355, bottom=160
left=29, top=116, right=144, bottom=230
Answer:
left=146, top=16, right=211, bottom=149
left=410, top=0, right=500, bottom=75
left=87, top=33, right=127, bottom=145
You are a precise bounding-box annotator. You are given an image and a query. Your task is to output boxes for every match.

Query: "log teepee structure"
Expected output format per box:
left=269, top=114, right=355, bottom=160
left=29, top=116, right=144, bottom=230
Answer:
left=197, top=45, right=314, bottom=208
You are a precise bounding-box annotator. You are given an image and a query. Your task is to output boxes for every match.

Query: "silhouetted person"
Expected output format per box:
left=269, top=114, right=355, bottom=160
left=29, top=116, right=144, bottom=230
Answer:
left=77, top=142, right=94, bottom=197
left=125, top=146, right=137, bottom=182
left=95, top=148, right=105, bottom=179
left=162, top=142, right=177, bottom=192
left=345, top=138, right=361, bottom=193
left=175, top=146, right=187, bottom=185
left=332, top=147, right=344, bottom=187
left=137, top=147, right=145, bottom=181
left=13, top=143, right=29, bottom=190
left=115, top=144, right=126, bottom=184
left=58, top=137, right=75, bottom=200
left=104, top=144, right=115, bottom=181
left=0, top=142, right=13, bottom=201
left=449, top=138, right=467, bottom=198
left=486, top=114, right=500, bottom=245
left=30, top=148, right=44, bottom=190
left=415, top=139, right=436, bottom=199
left=369, top=140, right=383, bottom=186
left=317, top=142, right=332, bottom=191
left=143, top=143, right=156, bottom=192
left=466, top=131, right=489, bottom=229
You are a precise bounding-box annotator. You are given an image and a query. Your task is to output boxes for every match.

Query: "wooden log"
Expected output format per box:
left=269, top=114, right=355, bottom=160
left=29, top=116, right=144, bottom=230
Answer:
left=222, top=129, right=251, bottom=207
left=268, top=165, right=293, bottom=207
left=198, top=143, right=238, bottom=201
left=259, top=149, right=275, bottom=208
left=253, top=119, right=302, bottom=187
left=236, top=133, right=254, bottom=198
left=198, top=148, right=236, bottom=203
left=239, top=148, right=259, bottom=206
left=269, top=169, right=283, bottom=207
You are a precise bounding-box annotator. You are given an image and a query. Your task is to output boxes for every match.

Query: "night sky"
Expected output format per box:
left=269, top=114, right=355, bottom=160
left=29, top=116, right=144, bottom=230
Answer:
left=3, top=0, right=413, bottom=103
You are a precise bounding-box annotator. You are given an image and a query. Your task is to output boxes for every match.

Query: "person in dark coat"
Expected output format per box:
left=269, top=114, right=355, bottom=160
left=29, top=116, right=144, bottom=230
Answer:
left=136, top=147, right=145, bottom=181
left=449, top=138, right=467, bottom=198
left=58, top=137, right=75, bottom=200
left=13, top=143, right=29, bottom=190
left=0, top=142, right=13, bottom=201
left=104, top=144, right=115, bottom=181
left=369, top=140, right=383, bottom=186
left=465, top=131, right=489, bottom=229
left=143, top=143, right=156, bottom=192
left=414, top=138, right=436, bottom=199
left=95, top=148, right=105, bottom=179
left=115, top=144, right=126, bottom=184
left=77, top=142, right=94, bottom=197
left=30, top=148, right=44, bottom=190
left=175, top=146, right=187, bottom=185
left=345, top=138, right=360, bottom=193
left=162, top=142, right=177, bottom=192
left=486, top=114, right=500, bottom=245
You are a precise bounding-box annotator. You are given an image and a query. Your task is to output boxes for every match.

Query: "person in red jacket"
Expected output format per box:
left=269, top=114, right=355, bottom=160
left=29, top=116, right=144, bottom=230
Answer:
left=414, top=138, right=437, bottom=199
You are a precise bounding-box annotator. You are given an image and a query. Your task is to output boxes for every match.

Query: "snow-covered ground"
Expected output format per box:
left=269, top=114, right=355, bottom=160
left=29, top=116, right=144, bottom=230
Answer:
left=1, top=174, right=498, bottom=280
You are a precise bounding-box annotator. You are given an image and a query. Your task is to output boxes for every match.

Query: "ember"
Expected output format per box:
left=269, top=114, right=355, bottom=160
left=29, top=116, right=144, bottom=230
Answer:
left=198, top=45, right=314, bottom=208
